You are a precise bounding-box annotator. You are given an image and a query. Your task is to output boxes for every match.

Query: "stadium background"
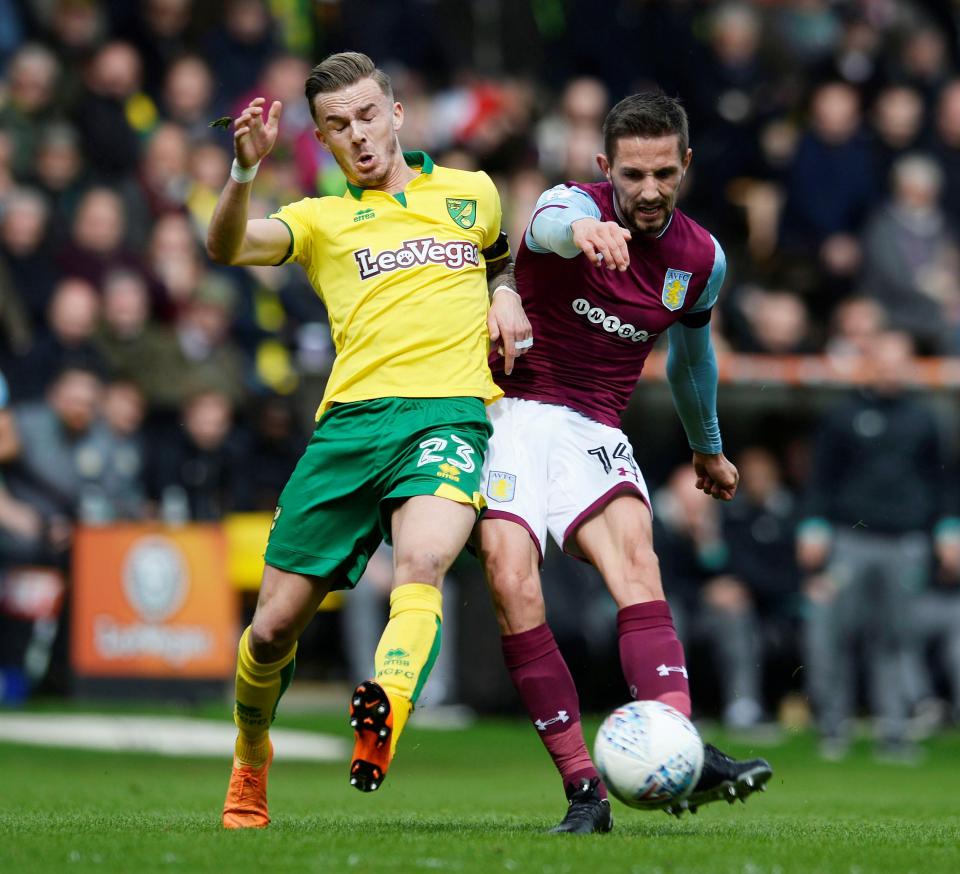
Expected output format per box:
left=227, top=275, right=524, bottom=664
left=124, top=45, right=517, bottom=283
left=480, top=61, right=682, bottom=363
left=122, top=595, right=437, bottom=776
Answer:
left=0, top=0, right=958, bottom=743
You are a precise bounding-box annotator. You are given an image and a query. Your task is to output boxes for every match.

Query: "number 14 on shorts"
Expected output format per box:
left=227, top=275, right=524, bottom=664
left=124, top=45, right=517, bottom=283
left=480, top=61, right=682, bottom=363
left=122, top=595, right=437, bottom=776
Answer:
left=588, top=442, right=640, bottom=482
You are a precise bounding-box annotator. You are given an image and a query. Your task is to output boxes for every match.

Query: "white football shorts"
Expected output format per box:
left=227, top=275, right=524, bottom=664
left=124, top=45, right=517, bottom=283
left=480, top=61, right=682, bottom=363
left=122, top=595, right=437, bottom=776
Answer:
left=480, top=397, right=650, bottom=562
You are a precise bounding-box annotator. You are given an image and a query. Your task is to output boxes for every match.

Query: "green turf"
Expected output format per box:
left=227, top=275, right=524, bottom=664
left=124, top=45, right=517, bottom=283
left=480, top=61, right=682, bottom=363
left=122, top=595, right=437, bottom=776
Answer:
left=1, top=708, right=959, bottom=873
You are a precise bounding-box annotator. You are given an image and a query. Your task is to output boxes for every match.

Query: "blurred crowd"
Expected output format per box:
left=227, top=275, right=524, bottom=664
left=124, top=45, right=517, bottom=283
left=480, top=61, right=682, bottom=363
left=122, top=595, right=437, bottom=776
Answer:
left=0, top=0, right=959, bottom=755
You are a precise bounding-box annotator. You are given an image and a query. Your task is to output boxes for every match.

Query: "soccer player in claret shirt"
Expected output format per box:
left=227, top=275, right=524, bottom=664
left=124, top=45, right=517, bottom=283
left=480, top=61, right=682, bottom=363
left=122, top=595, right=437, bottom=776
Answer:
left=207, top=51, right=531, bottom=828
left=475, top=92, right=772, bottom=833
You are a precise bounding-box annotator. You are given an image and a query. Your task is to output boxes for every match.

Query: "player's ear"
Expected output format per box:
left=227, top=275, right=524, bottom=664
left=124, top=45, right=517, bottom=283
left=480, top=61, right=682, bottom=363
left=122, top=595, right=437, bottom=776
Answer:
left=392, top=101, right=404, bottom=132
left=314, top=128, right=331, bottom=153
left=597, top=152, right=610, bottom=179
left=682, top=147, right=692, bottom=175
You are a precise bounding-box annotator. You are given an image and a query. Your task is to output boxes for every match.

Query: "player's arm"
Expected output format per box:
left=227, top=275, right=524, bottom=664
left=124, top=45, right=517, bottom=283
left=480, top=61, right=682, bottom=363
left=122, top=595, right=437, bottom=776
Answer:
left=527, top=185, right=630, bottom=270
left=206, top=98, right=291, bottom=267
left=484, top=233, right=531, bottom=375
left=666, top=237, right=737, bottom=501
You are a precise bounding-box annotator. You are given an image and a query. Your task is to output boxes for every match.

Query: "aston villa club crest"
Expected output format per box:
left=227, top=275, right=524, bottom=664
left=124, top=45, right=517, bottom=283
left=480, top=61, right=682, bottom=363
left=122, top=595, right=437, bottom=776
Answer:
left=661, top=268, right=692, bottom=311
left=487, top=471, right=516, bottom=503
left=446, top=198, right=477, bottom=229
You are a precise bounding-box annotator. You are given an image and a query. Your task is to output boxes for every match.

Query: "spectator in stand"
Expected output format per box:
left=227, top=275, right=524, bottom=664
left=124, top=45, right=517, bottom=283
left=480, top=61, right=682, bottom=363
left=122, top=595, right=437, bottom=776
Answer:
left=651, top=464, right=728, bottom=663
left=930, top=79, right=960, bottom=228
left=185, top=140, right=231, bottom=232
left=169, top=273, right=247, bottom=409
left=121, top=0, right=195, bottom=99
left=6, top=277, right=102, bottom=401
left=860, top=153, right=960, bottom=354
left=869, top=85, right=926, bottom=184
left=0, top=44, right=63, bottom=181
left=92, top=269, right=181, bottom=412
left=903, top=500, right=960, bottom=728
left=99, top=379, right=149, bottom=520
left=202, top=0, right=276, bottom=107
left=684, top=2, right=771, bottom=224
left=824, top=295, right=888, bottom=369
left=146, top=387, right=247, bottom=521
left=56, top=186, right=147, bottom=292
left=231, top=53, right=319, bottom=195
left=535, top=77, right=608, bottom=183
left=43, top=0, right=107, bottom=109
left=241, top=393, right=304, bottom=512
left=714, top=445, right=801, bottom=729
left=780, top=81, right=876, bottom=277
left=798, top=331, right=950, bottom=761
left=33, top=123, right=87, bottom=242
left=815, top=16, right=885, bottom=97
left=161, top=54, right=217, bottom=139
left=137, top=123, right=192, bottom=223
left=73, top=41, right=149, bottom=181
left=0, top=367, right=67, bottom=567
left=145, top=210, right=204, bottom=310
left=770, top=0, right=842, bottom=68
left=3, top=360, right=111, bottom=535
left=726, top=286, right=816, bottom=355
left=0, top=187, right=59, bottom=330
left=886, top=24, right=952, bottom=106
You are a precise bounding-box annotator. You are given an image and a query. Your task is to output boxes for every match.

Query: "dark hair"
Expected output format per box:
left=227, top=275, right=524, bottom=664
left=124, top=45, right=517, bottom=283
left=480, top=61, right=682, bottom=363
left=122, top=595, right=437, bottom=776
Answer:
left=304, top=52, right=392, bottom=123
left=51, top=353, right=105, bottom=385
left=602, top=91, right=689, bottom=161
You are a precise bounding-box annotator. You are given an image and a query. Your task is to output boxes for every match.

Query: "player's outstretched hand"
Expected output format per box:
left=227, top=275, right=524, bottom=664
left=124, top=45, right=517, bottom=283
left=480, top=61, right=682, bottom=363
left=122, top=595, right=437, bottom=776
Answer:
left=571, top=217, right=632, bottom=271
left=233, top=98, right=283, bottom=169
left=692, top=451, right=738, bottom=501
left=489, top=288, right=533, bottom=376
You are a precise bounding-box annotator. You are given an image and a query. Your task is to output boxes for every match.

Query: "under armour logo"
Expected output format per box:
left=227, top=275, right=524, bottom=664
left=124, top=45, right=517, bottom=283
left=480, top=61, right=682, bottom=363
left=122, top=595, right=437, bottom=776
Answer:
left=657, top=664, right=688, bottom=679
left=534, top=710, right=571, bottom=731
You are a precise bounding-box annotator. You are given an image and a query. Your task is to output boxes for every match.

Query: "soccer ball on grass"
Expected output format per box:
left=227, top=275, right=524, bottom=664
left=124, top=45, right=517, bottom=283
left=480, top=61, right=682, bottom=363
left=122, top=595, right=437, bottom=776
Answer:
left=593, top=700, right=704, bottom=809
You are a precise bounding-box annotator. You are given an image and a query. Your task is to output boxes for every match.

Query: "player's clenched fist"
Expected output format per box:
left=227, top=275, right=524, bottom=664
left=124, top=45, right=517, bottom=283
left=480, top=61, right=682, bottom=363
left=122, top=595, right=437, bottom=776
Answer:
left=233, top=97, right=283, bottom=169
left=692, top=451, right=739, bottom=502
left=571, top=217, right=632, bottom=271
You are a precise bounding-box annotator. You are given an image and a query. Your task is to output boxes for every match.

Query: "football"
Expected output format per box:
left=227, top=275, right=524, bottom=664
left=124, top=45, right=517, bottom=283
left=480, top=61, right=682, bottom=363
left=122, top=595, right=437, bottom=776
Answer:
left=593, top=700, right=704, bottom=809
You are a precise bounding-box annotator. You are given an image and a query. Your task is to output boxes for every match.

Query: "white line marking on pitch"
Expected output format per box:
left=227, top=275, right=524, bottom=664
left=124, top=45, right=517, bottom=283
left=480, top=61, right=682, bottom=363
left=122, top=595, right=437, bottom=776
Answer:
left=0, top=714, right=348, bottom=760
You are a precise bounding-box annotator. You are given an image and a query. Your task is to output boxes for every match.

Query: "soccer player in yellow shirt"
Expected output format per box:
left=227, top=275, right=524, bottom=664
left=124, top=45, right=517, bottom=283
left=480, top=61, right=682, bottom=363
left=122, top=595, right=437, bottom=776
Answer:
left=207, top=51, right=531, bottom=828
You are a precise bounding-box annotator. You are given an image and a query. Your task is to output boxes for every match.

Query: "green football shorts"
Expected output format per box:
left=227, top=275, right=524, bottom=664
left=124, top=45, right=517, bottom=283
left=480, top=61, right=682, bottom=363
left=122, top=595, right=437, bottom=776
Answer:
left=264, top=396, right=491, bottom=588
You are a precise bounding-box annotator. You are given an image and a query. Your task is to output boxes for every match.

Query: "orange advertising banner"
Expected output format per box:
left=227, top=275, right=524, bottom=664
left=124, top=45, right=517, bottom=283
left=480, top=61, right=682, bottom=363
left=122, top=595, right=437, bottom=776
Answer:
left=71, top=524, right=239, bottom=679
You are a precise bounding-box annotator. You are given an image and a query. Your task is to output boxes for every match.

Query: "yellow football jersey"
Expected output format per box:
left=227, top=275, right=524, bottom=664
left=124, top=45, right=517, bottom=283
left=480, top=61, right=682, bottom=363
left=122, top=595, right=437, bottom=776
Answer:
left=271, top=151, right=505, bottom=418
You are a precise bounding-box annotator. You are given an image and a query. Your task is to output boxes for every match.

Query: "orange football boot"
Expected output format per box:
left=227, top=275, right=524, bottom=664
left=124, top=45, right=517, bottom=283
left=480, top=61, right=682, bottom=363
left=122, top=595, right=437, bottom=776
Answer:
left=349, top=681, right=393, bottom=792
left=222, top=742, right=274, bottom=829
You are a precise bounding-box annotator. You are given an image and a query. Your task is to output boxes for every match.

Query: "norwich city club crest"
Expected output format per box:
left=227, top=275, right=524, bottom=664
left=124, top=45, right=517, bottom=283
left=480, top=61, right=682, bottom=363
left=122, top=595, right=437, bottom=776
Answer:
left=661, top=268, right=692, bottom=311
left=446, top=198, right=477, bottom=229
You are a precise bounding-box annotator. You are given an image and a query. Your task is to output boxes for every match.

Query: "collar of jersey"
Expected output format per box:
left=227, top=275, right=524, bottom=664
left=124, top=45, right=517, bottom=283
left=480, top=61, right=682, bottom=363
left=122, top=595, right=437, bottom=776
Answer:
left=345, top=150, right=434, bottom=203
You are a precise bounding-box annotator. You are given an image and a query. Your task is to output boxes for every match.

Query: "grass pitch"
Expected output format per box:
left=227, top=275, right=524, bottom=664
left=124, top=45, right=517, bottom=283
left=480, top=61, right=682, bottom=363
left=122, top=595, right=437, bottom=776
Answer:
left=1, top=707, right=959, bottom=873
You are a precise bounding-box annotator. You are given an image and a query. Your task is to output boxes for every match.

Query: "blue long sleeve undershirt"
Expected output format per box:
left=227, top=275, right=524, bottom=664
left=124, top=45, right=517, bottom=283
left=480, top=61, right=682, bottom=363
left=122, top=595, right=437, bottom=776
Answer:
left=666, top=322, right=722, bottom=454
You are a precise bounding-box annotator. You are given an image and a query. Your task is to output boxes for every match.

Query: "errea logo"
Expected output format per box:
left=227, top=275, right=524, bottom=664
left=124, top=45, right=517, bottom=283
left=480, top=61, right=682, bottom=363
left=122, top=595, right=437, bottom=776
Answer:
left=571, top=298, right=658, bottom=343
left=354, top=237, right=480, bottom=280
left=353, top=208, right=375, bottom=223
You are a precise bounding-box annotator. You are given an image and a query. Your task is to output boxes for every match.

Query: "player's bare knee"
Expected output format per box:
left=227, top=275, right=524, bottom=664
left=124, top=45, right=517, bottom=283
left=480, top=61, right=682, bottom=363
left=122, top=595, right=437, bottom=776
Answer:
left=249, top=617, right=297, bottom=663
left=394, top=550, right=446, bottom=587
